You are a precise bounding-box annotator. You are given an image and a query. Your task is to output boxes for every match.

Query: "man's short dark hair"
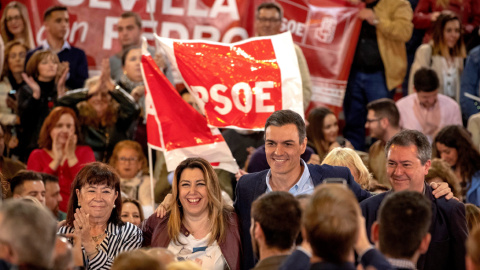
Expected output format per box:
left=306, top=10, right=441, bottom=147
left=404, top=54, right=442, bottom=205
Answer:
left=304, top=185, right=359, bottom=264
left=264, top=110, right=306, bottom=143
left=413, top=68, right=439, bottom=93
left=385, top=129, right=431, bottom=165
left=251, top=191, right=302, bottom=250
left=256, top=2, right=283, bottom=19
left=367, top=98, right=400, bottom=128
left=120, top=11, right=142, bottom=28
left=10, top=170, right=42, bottom=194
left=43, top=6, right=68, bottom=22
left=39, top=173, right=58, bottom=184
left=378, top=191, right=432, bottom=258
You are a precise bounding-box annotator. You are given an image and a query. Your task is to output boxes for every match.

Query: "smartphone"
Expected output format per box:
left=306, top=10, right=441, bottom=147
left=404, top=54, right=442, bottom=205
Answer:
left=323, top=178, right=347, bottom=185
left=8, top=89, right=16, bottom=100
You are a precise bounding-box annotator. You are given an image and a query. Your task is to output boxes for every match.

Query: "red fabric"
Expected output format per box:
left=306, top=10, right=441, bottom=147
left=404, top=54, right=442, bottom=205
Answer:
left=413, top=0, right=480, bottom=42
left=27, top=145, right=96, bottom=212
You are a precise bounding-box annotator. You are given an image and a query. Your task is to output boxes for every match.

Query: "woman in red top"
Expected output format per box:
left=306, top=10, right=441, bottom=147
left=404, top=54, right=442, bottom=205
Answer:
left=27, top=106, right=95, bottom=212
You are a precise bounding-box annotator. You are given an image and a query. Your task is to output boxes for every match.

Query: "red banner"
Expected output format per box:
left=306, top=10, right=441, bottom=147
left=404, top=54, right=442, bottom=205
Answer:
left=13, top=0, right=361, bottom=111
left=141, top=49, right=238, bottom=173
left=157, top=32, right=303, bottom=130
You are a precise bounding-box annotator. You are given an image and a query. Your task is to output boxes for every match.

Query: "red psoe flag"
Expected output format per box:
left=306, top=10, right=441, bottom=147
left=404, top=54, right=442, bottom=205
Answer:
left=141, top=48, right=239, bottom=174
left=155, top=32, right=304, bottom=130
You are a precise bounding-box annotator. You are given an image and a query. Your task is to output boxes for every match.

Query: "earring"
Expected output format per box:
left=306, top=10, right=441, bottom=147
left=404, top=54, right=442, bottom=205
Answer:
left=78, top=202, right=81, bottom=207
left=113, top=205, right=116, bottom=208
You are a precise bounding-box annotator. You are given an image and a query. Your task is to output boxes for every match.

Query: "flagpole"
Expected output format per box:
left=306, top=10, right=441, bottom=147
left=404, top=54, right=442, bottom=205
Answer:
left=147, top=144, right=155, bottom=211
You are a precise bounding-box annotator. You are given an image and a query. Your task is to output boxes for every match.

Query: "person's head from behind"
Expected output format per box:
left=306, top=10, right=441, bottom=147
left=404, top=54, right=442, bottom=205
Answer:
left=2, top=40, right=28, bottom=79
left=38, top=106, right=81, bottom=151
left=121, top=46, right=142, bottom=83
left=307, top=107, right=338, bottom=153
left=466, top=204, right=480, bottom=233
left=121, top=198, right=144, bottom=227
left=264, top=110, right=307, bottom=177
left=372, top=191, right=432, bottom=261
left=366, top=98, right=399, bottom=140
left=10, top=170, right=45, bottom=205
left=112, top=249, right=165, bottom=270
left=117, top=11, right=142, bottom=48
left=425, top=158, right=461, bottom=198
left=255, top=2, right=283, bottom=37
left=413, top=68, right=439, bottom=109
left=110, top=140, right=147, bottom=179
left=66, top=162, right=122, bottom=227
left=43, top=6, right=68, bottom=40
left=432, top=11, right=465, bottom=58
left=433, top=125, right=480, bottom=180
left=0, top=199, right=57, bottom=268
left=385, top=130, right=431, bottom=193
left=53, top=236, right=73, bottom=270
left=466, top=226, right=480, bottom=270
left=166, top=261, right=202, bottom=270
left=40, top=173, right=63, bottom=216
left=303, top=184, right=360, bottom=264
left=25, top=49, right=59, bottom=82
left=169, top=157, right=228, bottom=245
left=145, top=248, right=176, bottom=266
left=322, top=147, right=371, bottom=189
left=250, top=191, right=302, bottom=259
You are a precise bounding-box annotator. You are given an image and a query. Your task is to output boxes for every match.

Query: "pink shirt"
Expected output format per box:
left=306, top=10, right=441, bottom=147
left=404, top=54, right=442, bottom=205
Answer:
left=397, top=93, right=462, bottom=142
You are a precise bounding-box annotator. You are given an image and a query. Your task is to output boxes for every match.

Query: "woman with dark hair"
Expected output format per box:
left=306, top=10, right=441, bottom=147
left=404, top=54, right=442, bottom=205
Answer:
left=142, top=157, right=241, bottom=270
left=433, top=125, right=480, bottom=206
left=58, top=162, right=143, bottom=269
left=27, top=106, right=95, bottom=212
left=17, top=49, right=68, bottom=161
left=117, top=46, right=143, bottom=94
left=57, top=59, right=140, bottom=162
left=409, top=12, right=466, bottom=100
left=306, top=107, right=353, bottom=162
left=0, top=1, right=35, bottom=49
left=121, top=198, right=144, bottom=227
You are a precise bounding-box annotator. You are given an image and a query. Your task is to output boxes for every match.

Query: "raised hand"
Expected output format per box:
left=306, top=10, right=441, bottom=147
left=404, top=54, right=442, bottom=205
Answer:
left=57, top=62, right=69, bottom=98
left=21, top=73, right=41, bottom=99
left=100, top=59, right=115, bottom=91
left=64, top=134, right=79, bottom=167
left=50, top=132, right=64, bottom=171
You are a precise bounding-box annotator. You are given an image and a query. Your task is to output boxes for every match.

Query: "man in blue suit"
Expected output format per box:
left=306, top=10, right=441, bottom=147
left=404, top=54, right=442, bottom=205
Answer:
left=361, top=130, right=468, bottom=270
left=234, top=110, right=371, bottom=270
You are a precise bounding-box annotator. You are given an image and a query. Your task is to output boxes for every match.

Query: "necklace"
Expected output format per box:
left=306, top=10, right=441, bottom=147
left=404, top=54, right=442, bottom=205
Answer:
left=92, top=232, right=106, bottom=242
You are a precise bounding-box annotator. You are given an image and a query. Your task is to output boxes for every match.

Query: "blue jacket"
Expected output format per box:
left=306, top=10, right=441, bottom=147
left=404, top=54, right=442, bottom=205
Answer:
left=460, top=45, right=480, bottom=122
left=467, top=171, right=480, bottom=206
left=234, top=164, right=371, bottom=270
left=361, top=184, right=468, bottom=270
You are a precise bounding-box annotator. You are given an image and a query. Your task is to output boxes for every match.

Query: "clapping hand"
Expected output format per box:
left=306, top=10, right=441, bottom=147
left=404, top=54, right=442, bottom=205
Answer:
left=21, top=73, right=41, bottom=99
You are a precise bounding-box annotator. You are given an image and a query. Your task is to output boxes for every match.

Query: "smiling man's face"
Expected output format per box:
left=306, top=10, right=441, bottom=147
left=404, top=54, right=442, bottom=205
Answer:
left=265, top=124, right=307, bottom=179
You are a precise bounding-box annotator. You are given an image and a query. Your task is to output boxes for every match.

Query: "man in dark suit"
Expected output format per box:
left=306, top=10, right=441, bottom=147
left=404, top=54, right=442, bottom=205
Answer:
left=361, top=130, right=468, bottom=270
left=250, top=191, right=302, bottom=270
left=235, top=110, right=371, bottom=270
left=371, top=191, right=432, bottom=269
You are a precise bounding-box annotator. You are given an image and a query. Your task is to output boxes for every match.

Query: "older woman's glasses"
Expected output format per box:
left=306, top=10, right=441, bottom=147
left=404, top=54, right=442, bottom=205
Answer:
left=118, top=157, right=139, bottom=163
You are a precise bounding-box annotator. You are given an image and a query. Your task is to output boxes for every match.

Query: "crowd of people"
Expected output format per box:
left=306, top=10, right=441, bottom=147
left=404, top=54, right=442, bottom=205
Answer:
left=0, top=1, right=479, bottom=270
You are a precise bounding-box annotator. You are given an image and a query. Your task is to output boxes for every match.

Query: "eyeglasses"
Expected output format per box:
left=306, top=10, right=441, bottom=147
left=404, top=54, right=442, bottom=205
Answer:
left=365, top=118, right=382, bottom=123
left=6, top=15, right=21, bottom=23
left=118, top=157, right=139, bottom=162
left=8, top=51, right=26, bottom=60
left=256, top=17, right=281, bottom=23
